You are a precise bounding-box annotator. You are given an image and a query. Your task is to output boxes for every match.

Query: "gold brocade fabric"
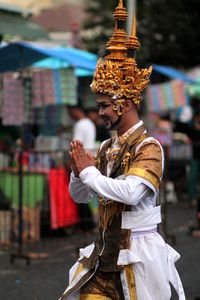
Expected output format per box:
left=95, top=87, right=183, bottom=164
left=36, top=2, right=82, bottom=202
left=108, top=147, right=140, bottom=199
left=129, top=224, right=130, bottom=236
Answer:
left=81, top=269, right=125, bottom=300
left=98, top=199, right=126, bottom=230
left=105, top=125, right=138, bottom=164
left=124, top=265, right=138, bottom=300
left=80, top=295, right=111, bottom=300
left=105, top=146, right=120, bottom=162
left=126, top=141, right=162, bottom=189
left=80, top=267, right=137, bottom=300
left=97, top=124, right=148, bottom=229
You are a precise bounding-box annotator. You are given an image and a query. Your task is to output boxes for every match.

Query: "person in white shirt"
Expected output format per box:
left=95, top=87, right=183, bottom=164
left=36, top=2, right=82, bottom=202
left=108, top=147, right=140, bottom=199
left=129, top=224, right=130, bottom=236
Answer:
left=67, top=105, right=96, bottom=231
left=59, top=1, right=185, bottom=299
left=67, top=105, right=96, bottom=151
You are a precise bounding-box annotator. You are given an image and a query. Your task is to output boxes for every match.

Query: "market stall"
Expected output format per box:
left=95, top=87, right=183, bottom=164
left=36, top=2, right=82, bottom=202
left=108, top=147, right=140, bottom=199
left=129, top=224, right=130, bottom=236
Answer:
left=0, top=42, right=97, bottom=251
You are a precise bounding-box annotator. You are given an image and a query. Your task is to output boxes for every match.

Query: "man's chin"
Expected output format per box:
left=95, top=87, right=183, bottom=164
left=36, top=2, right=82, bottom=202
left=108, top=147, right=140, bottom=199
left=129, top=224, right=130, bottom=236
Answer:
left=107, top=124, right=116, bottom=131
left=103, top=121, right=110, bottom=128
left=103, top=120, right=116, bottom=130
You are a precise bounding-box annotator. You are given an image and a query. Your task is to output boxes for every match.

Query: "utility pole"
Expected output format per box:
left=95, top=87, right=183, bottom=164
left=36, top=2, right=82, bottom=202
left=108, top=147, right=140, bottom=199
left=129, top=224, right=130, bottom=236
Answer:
left=127, top=0, right=136, bottom=34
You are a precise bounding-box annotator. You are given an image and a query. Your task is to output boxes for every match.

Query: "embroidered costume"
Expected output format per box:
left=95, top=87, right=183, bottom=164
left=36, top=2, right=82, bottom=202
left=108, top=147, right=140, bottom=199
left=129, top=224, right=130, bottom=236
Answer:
left=59, top=1, right=185, bottom=299
left=60, top=122, right=185, bottom=300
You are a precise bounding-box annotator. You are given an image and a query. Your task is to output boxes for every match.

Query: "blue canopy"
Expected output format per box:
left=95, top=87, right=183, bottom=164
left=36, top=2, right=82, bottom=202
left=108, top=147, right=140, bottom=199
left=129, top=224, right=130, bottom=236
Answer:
left=0, top=41, right=197, bottom=83
left=0, top=41, right=97, bottom=73
left=152, top=64, right=197, bottom=84
left=33, top=58, right=198, bottom=81
left=32, top=48, right=96, bottom=77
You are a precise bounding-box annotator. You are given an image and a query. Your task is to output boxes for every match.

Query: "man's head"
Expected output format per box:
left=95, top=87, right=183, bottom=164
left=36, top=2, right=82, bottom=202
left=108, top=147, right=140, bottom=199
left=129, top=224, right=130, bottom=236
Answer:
left=85, top=108, right=99, bottom=125
left=67, top=106, right=85, bottom=121
left=90, top=0, right=152, bottom=116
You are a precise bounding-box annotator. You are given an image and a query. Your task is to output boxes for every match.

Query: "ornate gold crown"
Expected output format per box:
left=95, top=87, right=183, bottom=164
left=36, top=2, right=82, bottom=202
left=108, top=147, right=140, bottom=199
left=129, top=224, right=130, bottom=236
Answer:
left=91, top=0, right=152, bottom=109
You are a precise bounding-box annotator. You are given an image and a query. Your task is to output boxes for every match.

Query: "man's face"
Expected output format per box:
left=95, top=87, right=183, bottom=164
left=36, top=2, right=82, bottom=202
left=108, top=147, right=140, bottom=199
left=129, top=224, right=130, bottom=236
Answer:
left=87, top=111, right=98, bottom=124
left=95, top=94, right=121, bottom=130
left=67, top=107, right=79, bottom=120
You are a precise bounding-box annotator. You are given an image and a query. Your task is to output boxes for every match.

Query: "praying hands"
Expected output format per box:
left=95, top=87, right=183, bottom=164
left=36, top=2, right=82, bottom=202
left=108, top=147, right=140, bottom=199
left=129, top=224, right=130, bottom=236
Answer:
left=69, top=140, right=95, bottom=177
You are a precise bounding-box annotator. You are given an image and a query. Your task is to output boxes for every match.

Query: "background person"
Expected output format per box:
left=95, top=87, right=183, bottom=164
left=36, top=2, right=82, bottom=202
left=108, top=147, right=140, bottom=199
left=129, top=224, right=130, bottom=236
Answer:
left=67, top=105, right=96, bottom=151
left=174, top=108, right=200, bottom=236
left=67, top=105, right=96, bottom=231
left=85, top=107, right=110, bottom=143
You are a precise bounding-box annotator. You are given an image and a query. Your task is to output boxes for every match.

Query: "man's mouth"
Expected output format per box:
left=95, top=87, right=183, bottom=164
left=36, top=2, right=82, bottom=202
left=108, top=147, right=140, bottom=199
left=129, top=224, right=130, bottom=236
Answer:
left=102, top=117, right=110, bottom=122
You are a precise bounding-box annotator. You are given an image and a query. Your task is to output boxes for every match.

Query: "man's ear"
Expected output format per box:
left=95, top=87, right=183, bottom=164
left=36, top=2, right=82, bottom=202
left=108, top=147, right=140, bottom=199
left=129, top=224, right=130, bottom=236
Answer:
left=123, top=100, right=132, bottom=112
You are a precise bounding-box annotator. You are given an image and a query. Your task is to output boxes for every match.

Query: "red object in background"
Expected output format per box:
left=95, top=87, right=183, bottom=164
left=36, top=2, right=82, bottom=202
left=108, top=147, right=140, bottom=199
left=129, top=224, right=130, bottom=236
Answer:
left=70, top=21, right=80, bottom=32
left=22, top=151, right=29, bottom=166
left=15, top=151, right=29, bottom=170
left=49, top=168, right=79, bottom=229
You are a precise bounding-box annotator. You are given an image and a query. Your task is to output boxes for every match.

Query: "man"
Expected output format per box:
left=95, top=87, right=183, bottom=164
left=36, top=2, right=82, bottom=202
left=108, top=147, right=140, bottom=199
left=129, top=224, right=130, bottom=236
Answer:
left=67, top=105, right=96, bottom=231
left=67, top=105, right=96, bottom=151
left=174, top=108, right=200, bottom=236
left=68, top=106, right=96, bottom=232
left=85, top=108, right=110, bottom=143
left=60, top=1, right=185, bottom=299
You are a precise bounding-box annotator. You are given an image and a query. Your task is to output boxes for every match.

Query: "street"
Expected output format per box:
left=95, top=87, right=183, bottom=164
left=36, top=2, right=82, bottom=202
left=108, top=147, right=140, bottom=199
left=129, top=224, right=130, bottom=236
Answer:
left=0, top=201, right=200, bottom=300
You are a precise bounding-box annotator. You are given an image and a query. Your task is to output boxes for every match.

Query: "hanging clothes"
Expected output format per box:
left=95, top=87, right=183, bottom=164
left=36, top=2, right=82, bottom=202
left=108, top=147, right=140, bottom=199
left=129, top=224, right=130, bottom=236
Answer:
left=49, top=168, right=79, bottom=229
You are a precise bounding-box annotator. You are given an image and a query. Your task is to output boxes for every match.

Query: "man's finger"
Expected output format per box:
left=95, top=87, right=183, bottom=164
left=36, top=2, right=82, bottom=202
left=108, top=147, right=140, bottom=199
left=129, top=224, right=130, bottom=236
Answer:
left=76, top=140, right=83, bottom=147
left=75, top=143, right=86, bottom=159
left=86, top=151, right=93, bottom=159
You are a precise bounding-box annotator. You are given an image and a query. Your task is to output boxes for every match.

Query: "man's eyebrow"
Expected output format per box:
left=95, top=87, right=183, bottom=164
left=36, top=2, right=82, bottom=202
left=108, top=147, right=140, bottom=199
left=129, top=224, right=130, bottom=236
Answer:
left=96, top=101, right=110, bottom=105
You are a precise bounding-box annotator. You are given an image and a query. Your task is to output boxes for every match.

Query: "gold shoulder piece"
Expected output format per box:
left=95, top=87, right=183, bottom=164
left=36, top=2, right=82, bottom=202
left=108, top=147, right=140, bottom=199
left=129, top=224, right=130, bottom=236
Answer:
left=127, top=167, right=160, bottom=189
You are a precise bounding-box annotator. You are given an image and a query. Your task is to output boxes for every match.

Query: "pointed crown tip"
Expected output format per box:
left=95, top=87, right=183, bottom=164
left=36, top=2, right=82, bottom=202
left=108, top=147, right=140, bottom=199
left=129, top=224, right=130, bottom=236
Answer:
left=118, top=0, right=124, bottom=8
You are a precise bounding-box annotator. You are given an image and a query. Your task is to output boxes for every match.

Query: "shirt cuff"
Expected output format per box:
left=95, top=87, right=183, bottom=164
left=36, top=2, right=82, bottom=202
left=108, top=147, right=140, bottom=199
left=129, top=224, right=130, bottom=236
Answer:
left=70, top=171, right=82, bottom=181
left=79, top=166, right=100, bottom=182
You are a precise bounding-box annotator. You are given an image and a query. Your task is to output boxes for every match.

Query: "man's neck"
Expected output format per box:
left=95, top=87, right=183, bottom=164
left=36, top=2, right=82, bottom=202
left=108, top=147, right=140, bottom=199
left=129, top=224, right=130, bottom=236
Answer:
left=117, top=119, right=141, bottom=136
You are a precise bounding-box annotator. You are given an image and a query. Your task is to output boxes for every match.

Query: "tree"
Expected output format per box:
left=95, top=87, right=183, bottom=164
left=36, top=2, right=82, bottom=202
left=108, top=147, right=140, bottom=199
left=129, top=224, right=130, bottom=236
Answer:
left=137, top=0, right=200, bottom=68
left=81, top=0, right=116, bottom=55
left=81, top=0, right=200, bottom=69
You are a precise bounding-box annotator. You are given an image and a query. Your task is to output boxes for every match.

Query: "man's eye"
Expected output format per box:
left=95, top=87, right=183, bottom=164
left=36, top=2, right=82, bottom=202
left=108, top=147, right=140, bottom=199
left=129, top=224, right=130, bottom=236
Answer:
left=96, top=102, right=111, bottom=109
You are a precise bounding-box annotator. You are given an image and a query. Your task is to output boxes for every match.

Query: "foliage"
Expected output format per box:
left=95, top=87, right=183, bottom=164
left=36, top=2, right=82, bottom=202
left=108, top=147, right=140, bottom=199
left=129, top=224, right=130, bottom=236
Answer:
left=81, top=0, right=200, bottom=68
left=81, top=0, right=116, bottom=55
left=137, top=0, right=200, bottom=68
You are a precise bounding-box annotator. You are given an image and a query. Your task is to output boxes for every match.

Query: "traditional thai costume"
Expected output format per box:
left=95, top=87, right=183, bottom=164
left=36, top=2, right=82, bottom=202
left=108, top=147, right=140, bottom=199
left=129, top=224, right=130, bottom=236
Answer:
left=59, top=1, right=186, bottom=299
left=59, top=121, right=185, bottom=300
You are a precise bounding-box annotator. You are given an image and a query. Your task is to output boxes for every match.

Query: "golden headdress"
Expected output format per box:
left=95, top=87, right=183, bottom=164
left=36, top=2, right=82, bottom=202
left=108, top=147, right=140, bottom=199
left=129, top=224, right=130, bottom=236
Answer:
left=90, top=0, right=152, bottom=114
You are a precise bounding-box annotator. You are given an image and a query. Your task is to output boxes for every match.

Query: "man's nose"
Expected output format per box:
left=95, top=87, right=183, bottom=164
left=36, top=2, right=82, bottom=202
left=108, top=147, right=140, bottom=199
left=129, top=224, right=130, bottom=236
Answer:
left=98, top=108, right=104, bottom=116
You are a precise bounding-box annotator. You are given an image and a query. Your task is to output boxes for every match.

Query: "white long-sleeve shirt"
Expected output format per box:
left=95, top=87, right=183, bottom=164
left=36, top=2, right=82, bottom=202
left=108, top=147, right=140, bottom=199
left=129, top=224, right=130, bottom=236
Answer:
left=73, top=118, right=96, bottom=150
left=69, top=120, right=162, bottom=213
left=69, top=169, right=154, bottom=209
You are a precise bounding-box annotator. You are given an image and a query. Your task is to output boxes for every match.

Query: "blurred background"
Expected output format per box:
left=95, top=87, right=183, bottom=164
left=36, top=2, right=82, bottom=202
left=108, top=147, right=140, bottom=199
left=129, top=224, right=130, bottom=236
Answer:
left=0, top=0, right=200, bottom=299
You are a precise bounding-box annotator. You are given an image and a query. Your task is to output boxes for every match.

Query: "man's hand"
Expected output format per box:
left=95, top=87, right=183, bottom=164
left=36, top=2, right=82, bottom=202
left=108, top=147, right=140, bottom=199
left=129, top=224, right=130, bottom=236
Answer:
left=69, top=148, right=79, bottom=177
left=70, top=140, right=95, bottom=176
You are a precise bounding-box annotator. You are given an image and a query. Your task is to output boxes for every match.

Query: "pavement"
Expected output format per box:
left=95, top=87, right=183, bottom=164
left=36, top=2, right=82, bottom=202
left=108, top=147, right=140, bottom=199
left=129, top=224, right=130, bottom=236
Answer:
left=0, top=201, right=200, bottom=300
